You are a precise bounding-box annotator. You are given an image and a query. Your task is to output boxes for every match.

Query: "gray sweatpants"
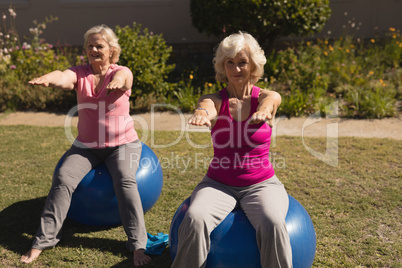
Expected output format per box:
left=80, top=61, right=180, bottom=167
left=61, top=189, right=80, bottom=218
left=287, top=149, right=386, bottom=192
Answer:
left=31, top=140, right=147, bottom=252
left=172, top=175, right=292, bottom=268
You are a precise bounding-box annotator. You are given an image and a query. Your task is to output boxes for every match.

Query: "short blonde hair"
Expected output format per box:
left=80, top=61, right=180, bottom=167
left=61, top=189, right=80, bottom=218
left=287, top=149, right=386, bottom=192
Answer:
left=84, top=24, right=121, bottom=64
left=213, top=31, right=266, bottom=84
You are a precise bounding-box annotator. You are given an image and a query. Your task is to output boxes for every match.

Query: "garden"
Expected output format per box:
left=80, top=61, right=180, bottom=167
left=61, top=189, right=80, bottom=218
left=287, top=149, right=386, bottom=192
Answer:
left=0, top=2, right=401, bottom=267
left=0, top=5, right=400, bottom=118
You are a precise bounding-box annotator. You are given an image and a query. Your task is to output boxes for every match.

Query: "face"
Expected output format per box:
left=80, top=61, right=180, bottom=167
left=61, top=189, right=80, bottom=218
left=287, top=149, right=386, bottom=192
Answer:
left=224, top=50, right=251, bottom=84
left=86, top=33, right=112, bottom=65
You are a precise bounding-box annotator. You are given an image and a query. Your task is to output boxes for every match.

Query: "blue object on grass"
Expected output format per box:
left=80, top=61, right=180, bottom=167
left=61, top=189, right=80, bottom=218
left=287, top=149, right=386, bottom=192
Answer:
left=53, top=142, right=163, bottom=226
left=169, top=195, right=316, bottom=268
left=145, top=232, right=169, bottom=255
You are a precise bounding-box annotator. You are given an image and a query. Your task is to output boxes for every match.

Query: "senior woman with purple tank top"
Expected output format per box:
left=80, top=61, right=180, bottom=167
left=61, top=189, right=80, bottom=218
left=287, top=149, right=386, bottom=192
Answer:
left=172, top=32, right=292, bottom=268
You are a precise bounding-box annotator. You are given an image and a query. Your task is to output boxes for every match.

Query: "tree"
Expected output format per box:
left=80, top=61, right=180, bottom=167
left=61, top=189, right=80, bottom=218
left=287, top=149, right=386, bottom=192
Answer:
left=190, top=0, right=331, bottom=51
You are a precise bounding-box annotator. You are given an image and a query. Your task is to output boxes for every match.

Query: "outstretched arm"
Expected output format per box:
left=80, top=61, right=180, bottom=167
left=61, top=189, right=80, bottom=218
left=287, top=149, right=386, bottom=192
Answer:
left=248, top=89, right=281, bottom=127
left=188, top=93, right=220, bottom=128
left=29, top=69, right=76, bottom=90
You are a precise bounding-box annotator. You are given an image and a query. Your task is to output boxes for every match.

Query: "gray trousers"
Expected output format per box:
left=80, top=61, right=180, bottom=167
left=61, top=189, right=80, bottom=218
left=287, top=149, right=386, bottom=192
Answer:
left=32, top=140, right=147, bottom=252
left=172, top=176, right=292, bottom=268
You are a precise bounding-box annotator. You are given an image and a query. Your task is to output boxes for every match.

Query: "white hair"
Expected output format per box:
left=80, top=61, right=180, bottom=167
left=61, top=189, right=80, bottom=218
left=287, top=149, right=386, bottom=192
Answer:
left=213, top=31, right=267, bottom=84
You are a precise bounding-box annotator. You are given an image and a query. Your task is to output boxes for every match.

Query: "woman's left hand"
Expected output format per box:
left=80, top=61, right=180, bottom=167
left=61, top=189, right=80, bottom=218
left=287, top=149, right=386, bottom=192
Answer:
left=249, top=89, right=281, bottom=127
left=106, top=77, right=124, bottom=95
left=248, top=110, right=274, bottom=127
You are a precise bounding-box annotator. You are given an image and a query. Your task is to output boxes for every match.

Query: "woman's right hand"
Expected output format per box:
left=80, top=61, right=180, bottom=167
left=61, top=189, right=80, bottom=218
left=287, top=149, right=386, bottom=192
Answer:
left=28, top=70, right=76, bottom=90
left=188, top=93, right=219, bottom=128
left=188, top=111, right=212, bottom=127
left=29, top=77, right=50, bottom=87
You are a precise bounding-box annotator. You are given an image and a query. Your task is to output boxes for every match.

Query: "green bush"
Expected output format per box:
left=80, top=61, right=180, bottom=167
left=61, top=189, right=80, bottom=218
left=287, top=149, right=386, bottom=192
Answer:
left=0, top=10, right=75, bottom=112
left=115, top=23, right=175, bottom=103
left=190, top=0, right=331, bottom=49
left=0, top=8, right=400, bottom=119
left=263, top=28, right=401, bottom=118
left=169, top=76, right=221, bottom=113
left=0, top=45, right=74, bottom=111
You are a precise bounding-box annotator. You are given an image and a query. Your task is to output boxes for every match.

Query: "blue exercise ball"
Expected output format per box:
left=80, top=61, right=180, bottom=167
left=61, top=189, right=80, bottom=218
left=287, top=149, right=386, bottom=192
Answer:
left=169, top=195, right=316, bottom=268
left=54, top=142, right=163, bottom=226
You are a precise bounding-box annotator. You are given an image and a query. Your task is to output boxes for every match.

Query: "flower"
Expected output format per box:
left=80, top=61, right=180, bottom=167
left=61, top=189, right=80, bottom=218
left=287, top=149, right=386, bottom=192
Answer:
left=29, top=27, right=39, bottom=35
left=371, top=39, right=375, bottom=43
left=189, top=74, right=194, bottom=80
left=389, top=27, right=396, bottom=32
left=323, top=51, right=328, bottom=56
left=10, top=65, right=16, bottom=70
left=8, top=8, right=16, bottom=18
left=368, top=71, right=374, bottom=76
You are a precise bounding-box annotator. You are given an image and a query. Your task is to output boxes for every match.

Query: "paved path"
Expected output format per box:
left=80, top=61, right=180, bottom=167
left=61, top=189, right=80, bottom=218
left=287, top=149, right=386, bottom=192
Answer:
left=0, top=111, right=401, bottom=140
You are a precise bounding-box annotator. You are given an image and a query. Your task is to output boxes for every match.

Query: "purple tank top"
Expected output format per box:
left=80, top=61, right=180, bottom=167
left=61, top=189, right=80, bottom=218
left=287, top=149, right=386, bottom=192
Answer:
left=206, top=86, right=275, bottom=187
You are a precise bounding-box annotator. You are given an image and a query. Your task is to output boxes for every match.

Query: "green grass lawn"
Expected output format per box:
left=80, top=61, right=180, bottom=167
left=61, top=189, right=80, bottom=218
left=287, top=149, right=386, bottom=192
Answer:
left=0, top=125, right=400, bottom=267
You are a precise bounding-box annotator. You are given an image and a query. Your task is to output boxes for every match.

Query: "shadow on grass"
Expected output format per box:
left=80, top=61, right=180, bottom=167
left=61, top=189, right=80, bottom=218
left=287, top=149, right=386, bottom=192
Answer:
left=0, top=197, right=46, bottom=255
left=0, top=197, right=172, bottom=267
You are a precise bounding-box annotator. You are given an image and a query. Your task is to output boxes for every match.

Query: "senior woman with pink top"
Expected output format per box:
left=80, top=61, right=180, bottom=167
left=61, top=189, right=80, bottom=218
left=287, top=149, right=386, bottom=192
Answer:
left=172, top=32, right=292, bottom=268
left=20, top=25, right=151, bottom=266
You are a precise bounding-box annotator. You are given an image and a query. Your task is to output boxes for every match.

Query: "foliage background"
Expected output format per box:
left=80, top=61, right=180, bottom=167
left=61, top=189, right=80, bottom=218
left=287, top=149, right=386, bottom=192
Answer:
left=190, top=0, right=332, bottom=50
left=0, top=6, right=400, bottom=118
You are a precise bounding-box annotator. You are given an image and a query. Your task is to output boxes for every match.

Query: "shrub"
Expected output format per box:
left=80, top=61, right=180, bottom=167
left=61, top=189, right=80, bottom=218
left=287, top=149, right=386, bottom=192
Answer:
left=0, top=9, right=75, bottom=112
left=0, top=46, right=74, bottom=111
left=115, top=23, right=175, bottom=102
left=338, top=82, right=397, bottom=118
left=0, top=8, right=400, bottom=119
left=190, top=0, right=331, bottom=50
left=263, top=28, right=401, bottom=118
left=170, top=74, right=220, bottom=113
